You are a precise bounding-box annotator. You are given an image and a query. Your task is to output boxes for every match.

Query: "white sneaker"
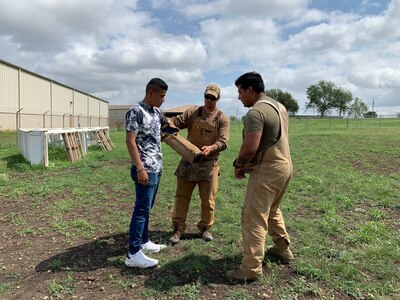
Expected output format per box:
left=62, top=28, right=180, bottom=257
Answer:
left=125, top=250, right=158, bottom=268
left=142, top=240, right=167, bottom=254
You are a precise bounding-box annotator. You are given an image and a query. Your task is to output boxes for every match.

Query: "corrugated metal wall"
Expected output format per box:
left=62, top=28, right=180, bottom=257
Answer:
left=74, top=91, right=88, bottom=127
left=99, top=101, right=108, bottom=126
left=89, top=96, right=100, bottom=127
left=0, top=64, right=19, bottom=112
left=20, top=72, right=51, bottom=128
left=0, top=63, right=19, bottom=130
left=110, top=108, right=129, bottom=120
left=0, top=60, right=108, bottom=130
left=108, top=106, right=130, bottom=131
left=52, top=83, right=74, bottom=128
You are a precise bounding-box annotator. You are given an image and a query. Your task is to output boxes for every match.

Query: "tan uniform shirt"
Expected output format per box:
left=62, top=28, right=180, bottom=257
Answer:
left=244, top=95, right=280, bottom=154
left=171, top=106, right=230, bottom=155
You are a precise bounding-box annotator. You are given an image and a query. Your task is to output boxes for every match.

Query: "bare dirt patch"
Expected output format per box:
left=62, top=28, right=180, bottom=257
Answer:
left=350, top=153, right=400, bottom=177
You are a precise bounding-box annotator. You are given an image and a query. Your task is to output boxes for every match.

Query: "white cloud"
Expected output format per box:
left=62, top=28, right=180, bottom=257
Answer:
left=199, top=17, right=280, bottom=68
left=177, top=0, right=309, bottom=20
left=0, top=0, right=399, bottom=117
left=284, top=9, right=330, bottom=28
left=350, top=67, right=400, bottom=89
left=91, top=36, right=207, bottom=71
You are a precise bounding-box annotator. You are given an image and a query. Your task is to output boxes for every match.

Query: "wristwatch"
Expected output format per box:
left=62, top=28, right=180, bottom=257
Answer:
left=232, top=159, right=244, bottom=168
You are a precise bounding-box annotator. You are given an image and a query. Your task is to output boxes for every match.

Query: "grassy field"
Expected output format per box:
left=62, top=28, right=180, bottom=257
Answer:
left=0, top=119, right=399, bottom=299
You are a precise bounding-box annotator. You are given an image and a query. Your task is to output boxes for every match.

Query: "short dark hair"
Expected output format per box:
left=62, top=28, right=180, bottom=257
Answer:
left=234, top=72, right=265, bottom=93
left=146, top=78, right=168, bottom=93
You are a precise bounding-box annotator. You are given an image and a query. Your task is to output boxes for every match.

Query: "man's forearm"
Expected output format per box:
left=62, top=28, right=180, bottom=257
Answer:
left=235, top=131, right=262, bottom=165
left=126, top=133, right=144, bottom=169
left=235, top=148, right=255, bottom=165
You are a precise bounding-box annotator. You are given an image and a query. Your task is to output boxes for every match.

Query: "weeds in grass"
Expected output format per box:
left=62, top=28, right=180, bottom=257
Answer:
left=320, top=213, right=345, bottom=236
left=47, top=259, right=63, bottom=272
left=114, top=277, right=139, bottom=292
left=369, top=208, right=386, bottom=220
left=172, top=281, right=200, bottom=300
left=1, top=122, right=399, bottom=299
left=47, top=275, right=76, bottom=297
left=0, top=173, right=8, bottom=186
left=346, top=221, right=389, bottom=245
left=0, top=283, right=12, bottom=293
left=225, top=289, right=253, bottom=300
left=278, top=277, right=322, bottom=300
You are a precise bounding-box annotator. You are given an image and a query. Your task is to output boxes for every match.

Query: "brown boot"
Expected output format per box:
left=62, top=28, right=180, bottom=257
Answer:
left=201, top=229, right=213, bottom=242
left=266, top=238, right=294, bottom=264
left=169, top=230, right=183, bottom=244
left=226, top=269, right=259, bottom=282
left=198, top=226, right=213, bottom=242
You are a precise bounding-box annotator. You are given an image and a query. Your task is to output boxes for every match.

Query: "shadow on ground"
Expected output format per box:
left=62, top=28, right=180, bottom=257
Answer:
left=3, top=154, right=34, bottom=171
left=35, top=230, right=210, bottom=274
left=35, top=232, right=128, bottom=273
left=35, top=230, right=245, bottom=289
left=141, top=253, right=244, bottom=292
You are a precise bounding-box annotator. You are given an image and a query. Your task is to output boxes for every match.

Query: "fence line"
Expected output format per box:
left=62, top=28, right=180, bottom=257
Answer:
left=0, top=111, right=108, bottom=147
left=0, top=111, right=108, bottom=130
left=289, top=116, right=400, bottom=130
left=1, top=114, right=399, bottom=148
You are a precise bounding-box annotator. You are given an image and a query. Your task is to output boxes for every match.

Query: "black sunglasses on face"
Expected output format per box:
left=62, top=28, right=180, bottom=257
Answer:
left=204, top=94, right=217, bottom=101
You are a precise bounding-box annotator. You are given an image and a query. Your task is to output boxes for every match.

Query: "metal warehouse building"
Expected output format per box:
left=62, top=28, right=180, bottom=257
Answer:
left=109, top=104, right=191, bottom=131
left=0, top=59, right=108, bottom=131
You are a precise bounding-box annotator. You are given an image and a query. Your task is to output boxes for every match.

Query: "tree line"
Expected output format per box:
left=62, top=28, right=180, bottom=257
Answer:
left=232, top=80, right=376, bottom=119
left=304, top=80, right=372, bottom=118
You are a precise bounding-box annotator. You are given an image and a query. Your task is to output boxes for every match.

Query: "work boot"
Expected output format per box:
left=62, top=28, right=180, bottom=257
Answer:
left=170, top=231, right=182, bottom=244
left=226, top=269, right=259, bottom=282
left=266, top=238, right=294, bottom=264
left=201, top=229, right=213, bottom=242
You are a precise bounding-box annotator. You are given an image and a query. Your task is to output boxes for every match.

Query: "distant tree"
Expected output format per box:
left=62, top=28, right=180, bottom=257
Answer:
left=364, top=111, right=378, bottom=118
left=348, top=97, right=369, bottom=118
left=336, top=93, right=353, bottom=117
left=229, top=115, right=238, bottom=122
left=265, top=88, right=299, bottom=116
left=306, top=80, right=353, bottom=117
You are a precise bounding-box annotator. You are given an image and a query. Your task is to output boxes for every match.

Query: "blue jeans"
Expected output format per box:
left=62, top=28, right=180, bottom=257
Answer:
left=128, top=165, right=162, bottom=255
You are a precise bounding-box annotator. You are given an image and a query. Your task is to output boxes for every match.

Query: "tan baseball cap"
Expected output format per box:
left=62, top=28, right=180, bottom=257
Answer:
left=204, top=83, right=221, bottom=98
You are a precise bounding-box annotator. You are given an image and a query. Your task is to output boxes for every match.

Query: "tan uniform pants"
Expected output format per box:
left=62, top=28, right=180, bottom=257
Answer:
left=172, top=165, right=219, bottom=233
left=240, top=162, right=291, bottom=277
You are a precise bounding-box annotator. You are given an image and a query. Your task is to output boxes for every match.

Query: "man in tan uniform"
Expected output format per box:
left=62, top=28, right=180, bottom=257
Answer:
left=227, top=72, right=294, bottom=281
left=169, top=83, right=230, bottom=243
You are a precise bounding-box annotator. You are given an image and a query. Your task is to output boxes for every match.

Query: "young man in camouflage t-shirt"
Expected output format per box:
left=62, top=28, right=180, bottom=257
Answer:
left=125, top=78, right=168, bottom=268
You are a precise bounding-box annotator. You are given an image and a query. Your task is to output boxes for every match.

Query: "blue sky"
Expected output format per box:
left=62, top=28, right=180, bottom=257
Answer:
left=1, top=0, right=399, bottom=117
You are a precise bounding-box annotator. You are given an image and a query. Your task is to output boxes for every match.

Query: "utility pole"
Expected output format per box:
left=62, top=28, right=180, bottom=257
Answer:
left=372, top=98, right=375, bottom=112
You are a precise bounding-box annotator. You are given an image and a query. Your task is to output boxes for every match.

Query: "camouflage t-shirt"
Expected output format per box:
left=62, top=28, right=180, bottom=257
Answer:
left=125, top=101, right=166, bottom=173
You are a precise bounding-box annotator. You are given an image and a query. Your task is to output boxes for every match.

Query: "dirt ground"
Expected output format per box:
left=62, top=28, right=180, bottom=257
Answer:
left=0, top=167, right=352, bottom=300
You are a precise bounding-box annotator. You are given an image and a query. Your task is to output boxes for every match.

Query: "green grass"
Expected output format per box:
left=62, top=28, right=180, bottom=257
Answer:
left=0, top=283, right=12, bottom=293
left=0, top=118, right=399, bottom=299
left=47, top=275, right=76, bottom=297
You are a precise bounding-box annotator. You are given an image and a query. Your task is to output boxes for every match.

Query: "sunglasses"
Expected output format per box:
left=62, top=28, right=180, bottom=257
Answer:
left=204, top=94, right=217, bottom=101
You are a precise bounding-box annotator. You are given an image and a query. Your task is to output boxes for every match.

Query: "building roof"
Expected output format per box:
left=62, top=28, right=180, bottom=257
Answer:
left=163, top=105, right=197, bottom=116
left=109, top=104, right=197, bottom=117
left=0, top=59, right=108, bottom=104
left=109, top=105, right=132, bottom=110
